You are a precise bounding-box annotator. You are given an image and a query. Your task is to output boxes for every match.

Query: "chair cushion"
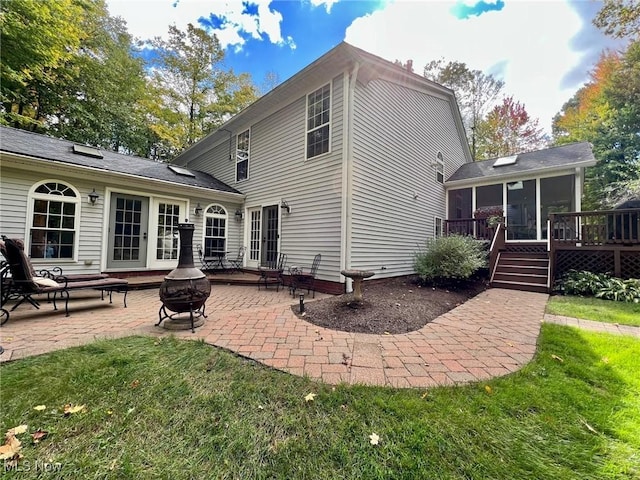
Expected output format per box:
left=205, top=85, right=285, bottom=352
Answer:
left=33, top=276, right=60, bottom=288
left=4, top=238, right=35, bottom=284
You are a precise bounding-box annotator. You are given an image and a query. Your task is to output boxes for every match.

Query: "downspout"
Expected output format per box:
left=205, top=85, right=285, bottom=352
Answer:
left=340, top=62, right=360, bottom=293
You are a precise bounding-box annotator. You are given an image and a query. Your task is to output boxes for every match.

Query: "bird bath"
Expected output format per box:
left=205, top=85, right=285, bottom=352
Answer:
left=341, top=269, right=375, bottom=302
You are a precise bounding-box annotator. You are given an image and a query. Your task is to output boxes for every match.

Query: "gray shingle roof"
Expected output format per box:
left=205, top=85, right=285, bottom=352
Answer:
left=0, top=126, right=240, bottom=194
left=446, top=142, right=596, bottom=183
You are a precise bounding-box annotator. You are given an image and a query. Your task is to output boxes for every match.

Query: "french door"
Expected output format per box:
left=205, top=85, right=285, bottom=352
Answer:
left=107, top=194, right=149, bottom=269
left=246, top=205, right=279, bottom=267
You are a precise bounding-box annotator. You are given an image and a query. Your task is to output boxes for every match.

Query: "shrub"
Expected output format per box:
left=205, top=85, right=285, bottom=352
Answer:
left=414, top=235, right=486, bottom=285
left=556, top=270, right=611, bottom=297
left=556, top=270, right=640, bottom=303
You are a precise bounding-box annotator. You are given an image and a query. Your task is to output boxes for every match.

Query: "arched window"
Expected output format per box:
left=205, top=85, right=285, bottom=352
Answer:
left=28, top=181, right=80, bottom=259
left=203, top=205, right=227, bottom=256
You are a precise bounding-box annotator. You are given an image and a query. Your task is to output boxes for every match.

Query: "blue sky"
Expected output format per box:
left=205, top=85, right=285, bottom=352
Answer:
left=107, top=0, right=625, bottom=133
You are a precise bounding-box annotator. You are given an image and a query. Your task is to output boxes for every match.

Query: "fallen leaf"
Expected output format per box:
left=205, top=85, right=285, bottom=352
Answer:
left=0, top=434, right=22, bottom=460
left=130, top=379, right=140, bottom=389
left=506, top=342, right=514, bottom=347
left=257, top=405, right=264, bottom=410
left=6, top=425, right=28, bottom=437
left=63, top=404, right=86, bottom=416
left=421, top=391, right=429, bottom=399
left=383, top=331, right=391, bottom=335
left=106, top=410, right=113, bottom=415
left=369, top=433, right=380, bottom=445
left=551, top=354, right=564, bottom=363
left=304, top=393, right=316, bottom=402
left=31, top=429, right=48, bottom=443
left=33, top=405, right=46, bottom=411
left=601, top=357, right=609, bottom=364
left=484, top=385, right=493, bottom=394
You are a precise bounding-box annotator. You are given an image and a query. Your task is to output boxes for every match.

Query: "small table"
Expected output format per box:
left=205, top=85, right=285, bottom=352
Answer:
left=341, top=269, right=374, bottom=302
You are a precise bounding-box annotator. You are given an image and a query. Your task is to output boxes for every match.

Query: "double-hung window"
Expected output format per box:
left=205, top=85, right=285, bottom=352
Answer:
left=306, top=84, right=331, bottom=159
left=204, top=205, right=227, bottom=257
left=435, top=152, right=444, bottom=183
left=28, top=181, right=80, bottom=259
left=236, top=129, right=249, bottom=182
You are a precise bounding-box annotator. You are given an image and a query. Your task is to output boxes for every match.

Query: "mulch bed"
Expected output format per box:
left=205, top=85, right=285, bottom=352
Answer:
left=293, top=275, right=488, bottom=335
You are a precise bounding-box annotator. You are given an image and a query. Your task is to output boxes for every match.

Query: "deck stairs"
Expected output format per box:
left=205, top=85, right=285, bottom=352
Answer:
left=491, top=250, right=550, bottom=293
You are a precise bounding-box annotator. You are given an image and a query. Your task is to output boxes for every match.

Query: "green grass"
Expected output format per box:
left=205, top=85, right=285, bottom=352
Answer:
left=547, top=295, right=640, bottom=326
left=1, top=328, right=639, bottom=479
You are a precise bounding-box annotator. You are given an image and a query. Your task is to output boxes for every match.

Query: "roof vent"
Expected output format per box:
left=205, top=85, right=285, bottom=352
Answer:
left=168, top=165, right=196, bottom=177
left=72, top=144, right=103, bottom=159
left=493, top=155, right=517, bottom=167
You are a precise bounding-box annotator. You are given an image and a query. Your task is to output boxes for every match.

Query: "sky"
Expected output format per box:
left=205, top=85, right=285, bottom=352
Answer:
left=105, top=0, right=626, bottom=134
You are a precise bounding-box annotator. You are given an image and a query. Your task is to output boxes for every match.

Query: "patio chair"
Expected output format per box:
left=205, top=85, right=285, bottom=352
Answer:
left=258, top=253, right=287, bottom=292
left=197, top=245, right=227, bottom=271
left=289, top=254, right=321, bottom=298
left=1, top=237, right=128, bottom=322
left=227, top=246, right=246, bottom=274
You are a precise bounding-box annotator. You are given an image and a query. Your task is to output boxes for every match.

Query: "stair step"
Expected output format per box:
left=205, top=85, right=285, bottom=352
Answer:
left=493, top=272, right=548, bottom=284
left=500, top=252, right=548, bottom=259
left=491, top=280, right=549, bottom=293
left=496, top=265, right=548, bottom=275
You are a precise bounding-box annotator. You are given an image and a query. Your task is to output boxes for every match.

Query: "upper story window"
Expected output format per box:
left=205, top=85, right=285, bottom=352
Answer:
left=204, top=205, right=227, bottom=257
left=28, top=181, right=80, bottom=259
left=306, top=83, right=331, bottom=159
left=236, top=129, right=249, bottom=182
left=435, top=151, right=444, bottom=183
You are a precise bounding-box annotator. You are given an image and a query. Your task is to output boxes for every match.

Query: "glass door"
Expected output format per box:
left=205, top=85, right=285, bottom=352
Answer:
left=261, top=205, right=279, bottom=265
left=247, top=208, right=262, bottom=268
left=107, top=194, right=149, bottom=269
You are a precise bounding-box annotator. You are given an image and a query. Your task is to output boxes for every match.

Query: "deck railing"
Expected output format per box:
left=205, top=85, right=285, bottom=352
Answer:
left=444, top=218, right=494, bottom=240
left=549, top=209, right=640, bottom=246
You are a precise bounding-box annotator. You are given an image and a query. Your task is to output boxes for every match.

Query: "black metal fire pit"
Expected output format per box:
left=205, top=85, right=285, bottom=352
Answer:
left=156, top=222, right=211, bottom=332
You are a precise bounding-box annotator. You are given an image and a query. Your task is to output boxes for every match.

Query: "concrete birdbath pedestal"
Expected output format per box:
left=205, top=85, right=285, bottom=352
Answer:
left=341, top=269, right=375, bottom=302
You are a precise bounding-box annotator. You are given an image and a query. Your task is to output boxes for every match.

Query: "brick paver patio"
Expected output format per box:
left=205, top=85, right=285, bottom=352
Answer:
left=0, top=286, right=552, bottom=387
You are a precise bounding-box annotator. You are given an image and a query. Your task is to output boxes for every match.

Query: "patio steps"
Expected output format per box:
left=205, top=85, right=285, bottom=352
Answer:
left=491, top=252, right=549, bottom=293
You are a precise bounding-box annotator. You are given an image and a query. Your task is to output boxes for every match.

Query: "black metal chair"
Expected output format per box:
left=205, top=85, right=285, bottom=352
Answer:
left=258, top=253, right=287, bottom=292
left=227, top=246, right=246, bottom=274
left=289, top=254, right=321, bottom=298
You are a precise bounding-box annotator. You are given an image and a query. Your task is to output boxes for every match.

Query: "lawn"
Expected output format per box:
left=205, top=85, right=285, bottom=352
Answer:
left=1, top=326, right=638, bottom=479
left=547, top=295, right=640, bottom=326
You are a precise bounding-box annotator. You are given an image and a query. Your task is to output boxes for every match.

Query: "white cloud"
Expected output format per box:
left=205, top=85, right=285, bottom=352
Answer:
left=309, top=0, right=340, bottom=14
left=106, top=0, right=292, bottom=49
left=344, top=0, right=601, bottom=133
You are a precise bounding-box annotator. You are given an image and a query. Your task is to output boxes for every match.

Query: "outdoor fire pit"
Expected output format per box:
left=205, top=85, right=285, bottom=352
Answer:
left=157, top=222, right=211, bottom=332
left=341, top=269, right=375, bottom=302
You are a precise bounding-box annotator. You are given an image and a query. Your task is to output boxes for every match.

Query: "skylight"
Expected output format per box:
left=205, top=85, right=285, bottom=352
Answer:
left=168, top=165, right=196, bottom=177
left=493, top=155, right=517, bottom=167
left=72, top=144, right=103, bottom=159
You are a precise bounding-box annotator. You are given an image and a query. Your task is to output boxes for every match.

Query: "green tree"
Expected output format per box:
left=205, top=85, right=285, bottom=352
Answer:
left=474, top=96, right=546, bottom=159
left=149, top=24, right=258, bottom=157
left=594, top=0, right=640, bottom=39
left=424, top=59, right=504, bottom=158
left=0, top=0, right=84, bottom=129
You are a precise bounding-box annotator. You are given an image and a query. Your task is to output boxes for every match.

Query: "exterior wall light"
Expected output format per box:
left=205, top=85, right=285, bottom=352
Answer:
left=235, top=209, right=244, bottom=222
left=280, top=200, right=291, bottom=214
left=88, top=188, right=99, bottom=205
left=194, top=203, right=203, bottom=216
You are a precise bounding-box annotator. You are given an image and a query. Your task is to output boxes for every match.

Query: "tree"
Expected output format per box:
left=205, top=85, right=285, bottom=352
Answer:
left=149, top=24, right=258, bottom=157
left=474, top=96, right=546, bottom=159
left=0, top=0, right=84, bottom=129
left=553, top=41, right=640, bottom=209
left=424, top=59, right=504, bottom=158
left=594, top=0, right=640, bottom=39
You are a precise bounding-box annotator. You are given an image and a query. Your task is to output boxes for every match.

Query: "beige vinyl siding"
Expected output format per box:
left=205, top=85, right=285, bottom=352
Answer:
left=182, top=75, right=345, bottom=282
left=351, top=78, right=468, bottom=277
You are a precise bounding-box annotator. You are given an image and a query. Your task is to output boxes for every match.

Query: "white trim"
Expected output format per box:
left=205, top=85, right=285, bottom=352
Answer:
left=25, top=179, right=82, bottom=264
left=305, top=81, right=332, bottom=160
left=342, top=63, right=358, bottom=292
left=201, top=203, right=229, bottom=260
left=434, top=216, right=443, bottom=237
left=435, top=151, right=444, bottom=184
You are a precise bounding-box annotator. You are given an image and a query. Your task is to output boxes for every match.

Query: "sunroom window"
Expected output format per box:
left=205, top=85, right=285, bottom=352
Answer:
left=236, top=129, right=249, bottom=182
left=29, top=181, right=79, bottom=259
left=306, top=84, right=331, bottom=159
